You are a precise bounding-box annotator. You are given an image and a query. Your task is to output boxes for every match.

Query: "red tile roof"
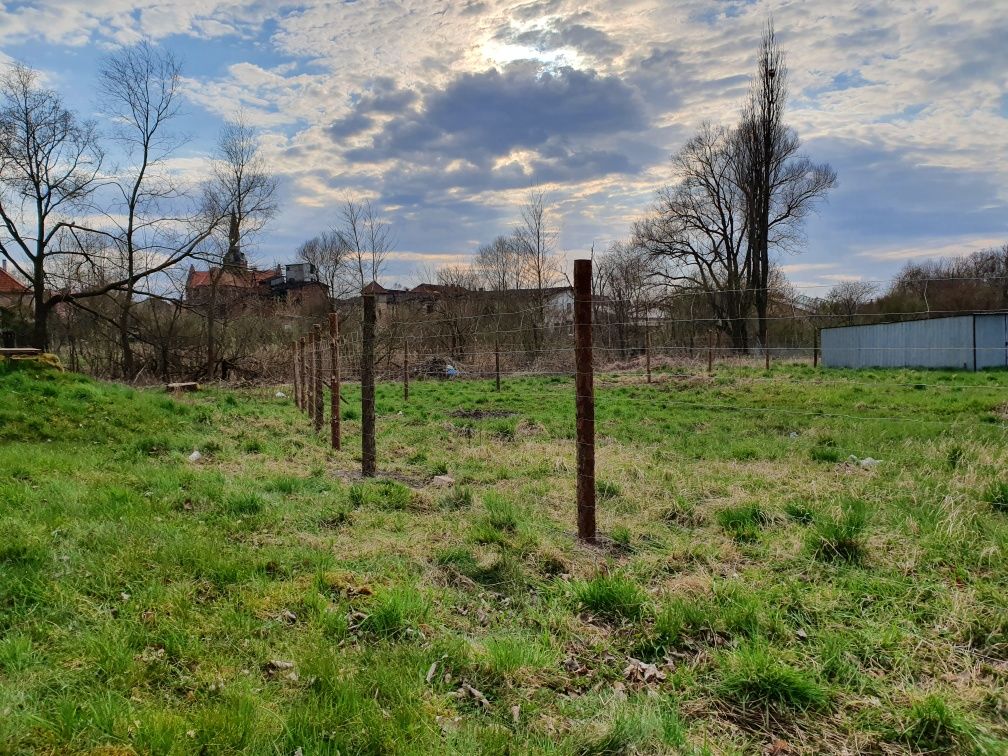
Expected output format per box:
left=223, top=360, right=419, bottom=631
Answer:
left=0, top=267, right=29, bottom=294
left=362, top=281, right=392, bottom=295
left=187, top=267, right=275, bottom=289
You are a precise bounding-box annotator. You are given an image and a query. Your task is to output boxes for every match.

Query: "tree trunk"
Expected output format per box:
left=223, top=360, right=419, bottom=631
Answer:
left=119, top=294, right=134, bottom=379
left=206, top=279, right=217, bottom=379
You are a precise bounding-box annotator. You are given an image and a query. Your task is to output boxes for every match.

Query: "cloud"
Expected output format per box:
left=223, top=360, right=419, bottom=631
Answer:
left=3, top=0, right=1007, bottom=281
left=346, top=62, right=646, bottom=165
left=497, top=16, right=624, bottom=58
left=855, top=236, right=1008, bottom=262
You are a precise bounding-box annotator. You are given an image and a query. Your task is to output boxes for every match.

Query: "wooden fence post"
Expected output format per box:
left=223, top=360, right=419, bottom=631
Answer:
left=299, top=336, right=307, bottom=413
left=765, top=344, right=770, bottom=371
left=361, top=293, right=376, bottom=477
left=313, top=323, right=324, bottom=432
left=403, top=338, right=409, bottom=401
left=574, top=259, right=595, bottom=543
left=330, top=313, right=341, bottom=450
left=813, top=328, right=819, bottom=368
left=707, top=331, right=713, bottom=376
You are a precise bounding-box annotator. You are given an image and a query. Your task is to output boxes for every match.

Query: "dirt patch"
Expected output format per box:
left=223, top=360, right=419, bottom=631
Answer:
left=448, top=408, right=517, bottom=420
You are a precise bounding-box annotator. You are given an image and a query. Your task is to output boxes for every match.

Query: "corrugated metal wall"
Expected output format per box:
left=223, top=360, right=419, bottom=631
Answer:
left=821, top=316, right=976, bottom=369
left=975, top=314, right=1008, bottom=370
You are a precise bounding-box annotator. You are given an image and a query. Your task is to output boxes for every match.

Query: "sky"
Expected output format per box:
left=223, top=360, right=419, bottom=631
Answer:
left=1, top=0, right=1006, bottom=293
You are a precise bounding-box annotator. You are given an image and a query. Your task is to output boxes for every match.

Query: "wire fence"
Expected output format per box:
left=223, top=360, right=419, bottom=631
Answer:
left=284, top=262, right=1008, bottom=543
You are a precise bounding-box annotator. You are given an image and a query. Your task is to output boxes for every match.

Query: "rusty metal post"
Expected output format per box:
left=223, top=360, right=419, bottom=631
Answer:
left=707, top=331, right=713, bottom=375
left=361, top=293, right=376, bottom=477
left=313, top=323, right=324, bottom=432
left=292, top=341, right=300, bottom=407
left=574, top=259, right=595, bottom=543
left=330, top=313, right=341, bottom=450
left=298, top=336, right=307, bottom=413
left=403, top=338, right=409, bottom=401
left=308, top=330, right=317, bottom=425
left=813, top=328, right=819, bottom=368
left=495, top=337, right=501, bottom=392
left=645, top=328, right=651, bottom=384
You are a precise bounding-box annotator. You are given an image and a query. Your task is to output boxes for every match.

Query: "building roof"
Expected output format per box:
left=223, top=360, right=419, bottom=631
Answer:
left=187, top=267, right=276, bottom=289
left=0, top=267, right=29, bottom=294
left=362, top=281, right=394, bottom=295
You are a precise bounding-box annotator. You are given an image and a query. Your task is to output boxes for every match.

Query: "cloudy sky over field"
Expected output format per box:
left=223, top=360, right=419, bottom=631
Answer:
left=2, top=0, right=1006, bottom=289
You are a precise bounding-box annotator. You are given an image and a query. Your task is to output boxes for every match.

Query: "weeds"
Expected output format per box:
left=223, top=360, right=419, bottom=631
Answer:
left=717, top=503, right=771, bottom=541
left=985, top=481, right=1008, bottom=513
left=717, top=640, right=829, bottom=711
left=896, top=695, right=975, bottom=753
left=808, top=498, right=870, bottom=562
left=577, top=573, right=647, bottom=620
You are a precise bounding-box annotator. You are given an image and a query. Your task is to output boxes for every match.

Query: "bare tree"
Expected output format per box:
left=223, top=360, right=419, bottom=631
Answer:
left=432, top=264, right=483, bottom=359
left=595, top=240, right=655, bottom=356
left=825, top=280, right=877, bottom=325
left=297, top=229, right=352, bottom=305
left=333, top=197, right=393, bottom=292
left=0, top=63, right=104, bottom=349
left=635, top=123, right=754, bottom=351
left=735, top=21, right=836, bottom=351
left=475, top=234, right=524, bottom=292
left=202, top=115, right=278, bottom=376
left=98, top=41, right=184, bottom=378
left=513, top=188, right=559, bottom=347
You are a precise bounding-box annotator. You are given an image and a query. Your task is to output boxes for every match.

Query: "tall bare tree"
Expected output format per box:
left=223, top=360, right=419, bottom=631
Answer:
left=202, top=115, right=278, bottom=376
left=735, top=21, right=836, bottom=351
left=513, top=188, right=558, bottom=347
left=333, top=197, right=393, bottom=292
left=0, top=63, right=104, bottom=349
left=635, top=124, right=754, bottom=350
left=595, top=240, right=655, bottom=356
left=98, top=41, right=184, bottom=377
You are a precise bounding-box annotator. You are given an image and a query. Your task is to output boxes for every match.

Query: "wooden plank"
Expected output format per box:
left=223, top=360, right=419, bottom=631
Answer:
left=166, top=382, right=199, bottom=392
left=0, top=347, right=41, bottom=356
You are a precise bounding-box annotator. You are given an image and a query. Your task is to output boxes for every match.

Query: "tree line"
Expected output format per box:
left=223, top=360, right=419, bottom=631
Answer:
left=0, top=43, right=282, bottom=379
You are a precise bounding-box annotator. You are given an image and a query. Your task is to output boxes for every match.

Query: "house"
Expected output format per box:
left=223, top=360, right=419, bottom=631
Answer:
left=0, top=263, right=30, bottom=311
left=352, top=281, right=610, bottom=327
left=185, top=213, right=329, bottom=310
left=0, top=263, right=30, bottom=348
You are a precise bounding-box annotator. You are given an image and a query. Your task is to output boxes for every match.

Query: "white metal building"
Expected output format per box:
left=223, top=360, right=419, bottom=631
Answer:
left=821, top=314, right=1008, bottom=370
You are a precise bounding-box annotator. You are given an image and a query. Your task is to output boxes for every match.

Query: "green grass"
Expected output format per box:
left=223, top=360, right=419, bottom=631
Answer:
left=576, top=573, right=648, bottom=620
left=807, top=498, right=870, bottom=563
left=2, top=358, right=1007, bottom=753
left=717, top=640, right=830, bottom=711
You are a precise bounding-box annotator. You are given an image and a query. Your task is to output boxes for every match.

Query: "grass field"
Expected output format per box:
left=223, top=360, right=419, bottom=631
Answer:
left=1, top=359, right=1007, bottom=754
